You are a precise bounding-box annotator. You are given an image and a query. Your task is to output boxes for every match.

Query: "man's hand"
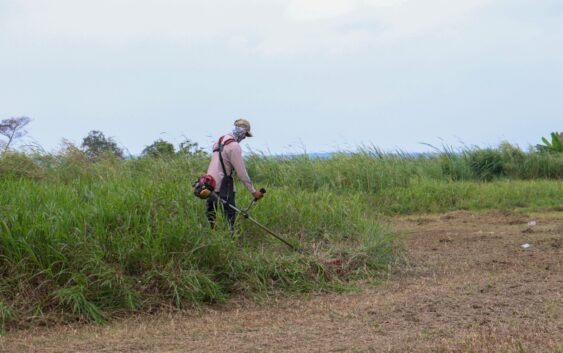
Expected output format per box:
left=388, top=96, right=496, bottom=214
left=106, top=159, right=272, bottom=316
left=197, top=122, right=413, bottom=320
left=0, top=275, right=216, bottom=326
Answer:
left=252, top=191, right=264, bottom=200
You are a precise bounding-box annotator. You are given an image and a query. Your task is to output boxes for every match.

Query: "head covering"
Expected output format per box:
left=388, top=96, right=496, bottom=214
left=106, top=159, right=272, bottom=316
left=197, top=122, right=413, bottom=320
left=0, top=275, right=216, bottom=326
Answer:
left=234, top=119, right=252, bottom=137
left=232, top=125, right=248, bottom=142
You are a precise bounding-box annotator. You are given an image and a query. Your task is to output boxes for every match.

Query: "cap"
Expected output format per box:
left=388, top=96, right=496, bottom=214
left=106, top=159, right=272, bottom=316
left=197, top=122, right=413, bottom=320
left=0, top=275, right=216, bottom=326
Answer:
left=234, top=118, right=253, bottom=137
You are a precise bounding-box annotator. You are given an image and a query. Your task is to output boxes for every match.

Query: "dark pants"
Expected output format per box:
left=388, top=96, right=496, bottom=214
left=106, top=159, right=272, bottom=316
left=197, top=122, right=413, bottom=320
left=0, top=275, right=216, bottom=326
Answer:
left=206, top=193, right=236, bottom=231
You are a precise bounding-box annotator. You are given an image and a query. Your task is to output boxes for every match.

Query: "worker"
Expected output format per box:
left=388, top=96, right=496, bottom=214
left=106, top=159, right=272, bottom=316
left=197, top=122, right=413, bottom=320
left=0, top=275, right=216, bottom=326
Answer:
left=206, top=119, right=264, bottom=230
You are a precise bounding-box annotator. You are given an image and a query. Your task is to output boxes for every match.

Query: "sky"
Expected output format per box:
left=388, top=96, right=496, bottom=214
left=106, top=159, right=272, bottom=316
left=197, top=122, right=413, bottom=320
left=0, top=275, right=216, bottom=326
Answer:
left=1, top=0, right=562, bottom=155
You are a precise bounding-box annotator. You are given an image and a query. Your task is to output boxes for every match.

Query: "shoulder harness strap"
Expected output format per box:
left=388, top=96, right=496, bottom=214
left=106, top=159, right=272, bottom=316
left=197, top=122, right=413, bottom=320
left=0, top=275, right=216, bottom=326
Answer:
left=213, top=136, right=236, bottom=176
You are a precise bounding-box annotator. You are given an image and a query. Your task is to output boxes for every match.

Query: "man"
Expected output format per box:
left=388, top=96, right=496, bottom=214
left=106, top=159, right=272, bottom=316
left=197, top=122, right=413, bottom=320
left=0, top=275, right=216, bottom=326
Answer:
left=206, top=119, right=264, bottom=230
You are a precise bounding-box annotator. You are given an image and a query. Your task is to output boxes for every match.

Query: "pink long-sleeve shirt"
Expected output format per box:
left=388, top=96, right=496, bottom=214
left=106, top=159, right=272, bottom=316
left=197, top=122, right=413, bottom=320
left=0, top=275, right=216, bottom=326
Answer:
left=206, top=134, right=256, bottom=194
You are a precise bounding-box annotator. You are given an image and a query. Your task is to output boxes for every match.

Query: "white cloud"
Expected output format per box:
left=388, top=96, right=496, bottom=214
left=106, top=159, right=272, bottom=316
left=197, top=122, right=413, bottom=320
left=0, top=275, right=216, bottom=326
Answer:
left=285, top=0, right=408, bottom=22
left=3, top=0, right=283, bottom=44
left=286, top=0, right=359, bottom=21
left=1, top=0, right=496, bottom=56
left=373, top=0, right=494, bottom=42
left=364, top=0, right=406, bottom=8
left=256, top=0, right=495, bottom=56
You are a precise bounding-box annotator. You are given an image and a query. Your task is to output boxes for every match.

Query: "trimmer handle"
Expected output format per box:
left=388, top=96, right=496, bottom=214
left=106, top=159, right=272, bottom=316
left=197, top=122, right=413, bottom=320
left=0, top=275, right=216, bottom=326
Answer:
left=253, top=188, right=267, bottom=202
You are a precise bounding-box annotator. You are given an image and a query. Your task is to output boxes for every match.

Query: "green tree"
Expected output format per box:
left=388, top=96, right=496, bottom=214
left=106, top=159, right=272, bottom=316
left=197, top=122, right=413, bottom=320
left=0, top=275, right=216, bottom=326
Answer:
left=142, top=139, right=175, bottom=158
left=0, top=116, right=31, bottom=153
left=81, top=130, right=124, bottom=160
left=536, top=132, right=563, bottom=153
left=177, top=138, right=208, bottom=157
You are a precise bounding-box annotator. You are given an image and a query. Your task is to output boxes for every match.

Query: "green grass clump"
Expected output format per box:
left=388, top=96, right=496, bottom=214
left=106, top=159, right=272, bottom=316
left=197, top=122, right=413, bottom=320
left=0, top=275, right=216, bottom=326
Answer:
left=373, top=179, right=563, bottom=214
left=0, top=301, right=15, bottom=334
left=468, top=149, right=505, bottom=181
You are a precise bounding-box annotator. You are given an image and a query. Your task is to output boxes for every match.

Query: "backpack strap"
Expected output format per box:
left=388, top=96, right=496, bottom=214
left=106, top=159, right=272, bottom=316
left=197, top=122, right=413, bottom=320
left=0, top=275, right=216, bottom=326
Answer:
left=213, top=136, right=236, bottom=177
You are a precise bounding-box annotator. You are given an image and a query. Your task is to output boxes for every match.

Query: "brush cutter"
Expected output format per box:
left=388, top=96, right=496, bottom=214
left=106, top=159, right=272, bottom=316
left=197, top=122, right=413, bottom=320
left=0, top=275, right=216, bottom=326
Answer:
left=193, top=176, right=300, bottom=251
left=214, top=188, right=301, bottom=252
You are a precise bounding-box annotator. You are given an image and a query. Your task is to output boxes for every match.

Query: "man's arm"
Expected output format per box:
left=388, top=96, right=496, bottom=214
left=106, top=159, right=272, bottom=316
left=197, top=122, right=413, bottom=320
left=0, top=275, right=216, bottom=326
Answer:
left=229, top=143, right=257, bottom=194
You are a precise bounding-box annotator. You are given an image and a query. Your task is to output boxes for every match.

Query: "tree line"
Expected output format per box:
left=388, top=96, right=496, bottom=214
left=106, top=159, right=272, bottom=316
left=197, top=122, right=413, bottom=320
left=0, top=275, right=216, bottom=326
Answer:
left=0, top=116, right=207, bottom=159
left=2, top=116, right=562, bottom=156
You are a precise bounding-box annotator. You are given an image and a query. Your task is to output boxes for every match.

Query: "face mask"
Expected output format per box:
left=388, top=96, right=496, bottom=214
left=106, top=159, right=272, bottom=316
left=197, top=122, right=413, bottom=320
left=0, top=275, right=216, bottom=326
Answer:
left=232, top=126, right=247, bottom=142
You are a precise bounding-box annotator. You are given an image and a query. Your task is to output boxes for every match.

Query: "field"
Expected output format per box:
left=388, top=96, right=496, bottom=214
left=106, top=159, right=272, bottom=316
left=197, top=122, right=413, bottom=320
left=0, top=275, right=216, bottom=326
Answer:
left=0, top=145, right=562, bottom=352
left=1, top=210, right=561, bottom=352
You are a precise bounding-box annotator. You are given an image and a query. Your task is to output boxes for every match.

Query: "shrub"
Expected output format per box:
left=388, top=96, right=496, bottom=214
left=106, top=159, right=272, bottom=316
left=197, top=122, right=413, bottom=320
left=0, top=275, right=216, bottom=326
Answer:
left=440, top=153, right=473, bottom=181
left=142, top=139, right=176, bottom=159
left=499, top=142, right=526, bottom=178
left=0, top=152, right=43, bottom=180
left=468, top=149, right=504, bottom=181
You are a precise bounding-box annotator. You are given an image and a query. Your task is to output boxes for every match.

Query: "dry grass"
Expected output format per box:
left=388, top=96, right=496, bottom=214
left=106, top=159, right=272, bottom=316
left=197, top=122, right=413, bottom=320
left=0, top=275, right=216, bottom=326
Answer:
left=1, top=210, right=561, bottom=353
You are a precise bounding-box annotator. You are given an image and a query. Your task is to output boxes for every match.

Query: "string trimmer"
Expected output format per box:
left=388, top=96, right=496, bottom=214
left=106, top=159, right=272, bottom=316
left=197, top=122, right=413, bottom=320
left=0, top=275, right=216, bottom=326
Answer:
left=193, top=177, right=300, bottom=251
left=217, top=189, right=300, bottom=252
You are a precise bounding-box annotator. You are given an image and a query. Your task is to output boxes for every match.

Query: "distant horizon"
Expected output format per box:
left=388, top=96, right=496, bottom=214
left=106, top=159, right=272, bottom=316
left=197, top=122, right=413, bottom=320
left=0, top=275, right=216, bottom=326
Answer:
left=3, top=116, right=557, bottom=156
left=5, top=122, right=548, bottom=158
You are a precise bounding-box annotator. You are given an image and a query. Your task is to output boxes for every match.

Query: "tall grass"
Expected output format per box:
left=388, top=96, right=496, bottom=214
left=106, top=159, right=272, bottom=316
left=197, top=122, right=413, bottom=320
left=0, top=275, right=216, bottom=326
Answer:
left=247, top=144, right=563, bottom=191
left=0, top=142, right=561, bottom=330
left=0, top=151, right=394, bottom=330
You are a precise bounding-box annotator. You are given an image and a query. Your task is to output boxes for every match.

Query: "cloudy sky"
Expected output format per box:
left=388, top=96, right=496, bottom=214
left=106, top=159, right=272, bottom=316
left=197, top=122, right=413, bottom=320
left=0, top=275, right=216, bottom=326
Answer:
left=1, top=0, right=562, bottom=154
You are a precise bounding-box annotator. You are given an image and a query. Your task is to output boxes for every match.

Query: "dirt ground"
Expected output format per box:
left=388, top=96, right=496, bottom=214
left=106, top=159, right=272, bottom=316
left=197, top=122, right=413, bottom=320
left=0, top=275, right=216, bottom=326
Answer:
left=1, top=210, right=562, bottom=353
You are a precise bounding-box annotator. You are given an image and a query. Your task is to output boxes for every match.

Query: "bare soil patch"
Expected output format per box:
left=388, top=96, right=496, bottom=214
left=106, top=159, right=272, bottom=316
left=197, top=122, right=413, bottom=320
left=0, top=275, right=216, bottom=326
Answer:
left=1, top=210, right=561, bottom=353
